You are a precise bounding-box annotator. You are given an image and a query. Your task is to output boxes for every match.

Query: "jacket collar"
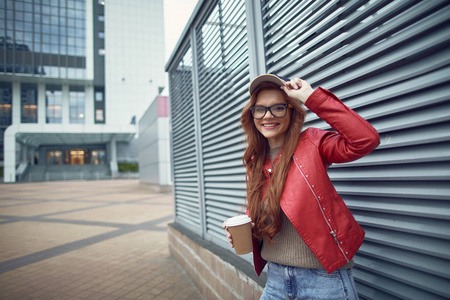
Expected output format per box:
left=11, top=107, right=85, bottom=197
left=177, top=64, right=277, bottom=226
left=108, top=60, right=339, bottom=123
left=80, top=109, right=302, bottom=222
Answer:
left=263, top=147, right=283, bottom=178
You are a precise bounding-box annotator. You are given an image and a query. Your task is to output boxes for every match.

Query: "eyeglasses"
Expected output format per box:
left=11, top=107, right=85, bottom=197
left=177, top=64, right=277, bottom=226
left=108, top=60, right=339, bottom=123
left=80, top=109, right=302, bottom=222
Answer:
left=250, top=104, right=293, bottom=119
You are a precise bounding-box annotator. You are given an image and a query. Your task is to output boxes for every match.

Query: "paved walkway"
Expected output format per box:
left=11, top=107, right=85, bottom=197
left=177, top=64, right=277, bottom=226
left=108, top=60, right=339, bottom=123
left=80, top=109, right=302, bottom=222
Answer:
left=0, top=180, right=204, bottom=300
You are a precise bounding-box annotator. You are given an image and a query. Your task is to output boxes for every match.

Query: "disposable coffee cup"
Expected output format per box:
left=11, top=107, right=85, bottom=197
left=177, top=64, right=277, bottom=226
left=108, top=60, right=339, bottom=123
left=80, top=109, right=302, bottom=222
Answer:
left=225, top=215, right=253, bottom=255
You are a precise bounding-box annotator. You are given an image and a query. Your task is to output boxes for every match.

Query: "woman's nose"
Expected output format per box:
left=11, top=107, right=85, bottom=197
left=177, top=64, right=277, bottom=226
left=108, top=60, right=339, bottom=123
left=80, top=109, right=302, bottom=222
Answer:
left=263, top=109, right=275, bottom=119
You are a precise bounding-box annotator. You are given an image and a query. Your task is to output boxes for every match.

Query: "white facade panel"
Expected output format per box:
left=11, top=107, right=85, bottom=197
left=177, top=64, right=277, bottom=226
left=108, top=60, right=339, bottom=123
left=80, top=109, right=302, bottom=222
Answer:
left=105, top=0, right=166, bottom=125
left=157, top=118, right=171, bottom=185
left=139, top=96, right=171, bottom=187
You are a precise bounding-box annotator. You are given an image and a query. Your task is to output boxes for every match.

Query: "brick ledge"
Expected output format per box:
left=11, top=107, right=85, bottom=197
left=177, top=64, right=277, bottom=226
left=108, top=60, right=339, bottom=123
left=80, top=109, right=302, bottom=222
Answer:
left=168, top=222, right=266, bottom=300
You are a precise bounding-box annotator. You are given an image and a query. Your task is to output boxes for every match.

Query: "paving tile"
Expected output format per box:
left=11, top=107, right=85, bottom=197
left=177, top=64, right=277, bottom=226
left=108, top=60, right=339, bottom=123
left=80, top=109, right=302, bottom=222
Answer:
left=49, top=204, right=172, bottom=225
left=0, top=180, right=204, bottom=300
left=75, top=193, right=151, bottom=203
left=0, top=201, right=102, bottom=217
left=0, top=221, right=116, bottom=262
left=0, top=200, right=36, bottom=206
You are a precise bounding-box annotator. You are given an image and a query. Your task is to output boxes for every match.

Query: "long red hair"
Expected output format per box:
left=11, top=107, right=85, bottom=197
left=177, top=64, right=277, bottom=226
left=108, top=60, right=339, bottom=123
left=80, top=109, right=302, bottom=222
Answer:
left=241, top=82, right=306, bottom=243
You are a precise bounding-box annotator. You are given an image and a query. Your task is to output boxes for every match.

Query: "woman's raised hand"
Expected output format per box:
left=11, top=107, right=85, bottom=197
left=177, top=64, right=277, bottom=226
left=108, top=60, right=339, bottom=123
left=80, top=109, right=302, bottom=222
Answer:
left=281, top=78, right=314, bottom=104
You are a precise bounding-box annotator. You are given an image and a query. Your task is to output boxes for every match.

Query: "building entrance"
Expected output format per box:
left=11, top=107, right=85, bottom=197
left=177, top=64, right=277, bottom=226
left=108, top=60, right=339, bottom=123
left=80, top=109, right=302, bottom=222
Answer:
left=45, top=147, right=106, bottom=165
left=70, top=149, right=85, bottom=165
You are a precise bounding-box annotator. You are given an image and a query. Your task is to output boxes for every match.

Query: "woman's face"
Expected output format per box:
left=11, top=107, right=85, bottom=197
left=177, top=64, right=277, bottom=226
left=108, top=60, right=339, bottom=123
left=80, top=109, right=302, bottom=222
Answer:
left=253, top=89, right=291, bottom=148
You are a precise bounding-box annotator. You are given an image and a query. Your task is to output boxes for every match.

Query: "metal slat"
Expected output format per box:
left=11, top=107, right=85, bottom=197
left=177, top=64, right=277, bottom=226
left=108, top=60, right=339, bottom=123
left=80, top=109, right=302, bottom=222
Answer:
left=312, top=25, right=450, bottom=89
left=354, top=212, right=449, bottom=240
left=203, top=149, right=243, bottom=163
left=201, top=91, right=247, bottom=129
left=203, top=167, right=245, bottom=177
left=266, top=1, right=406, bottom=75
left=272, top=1, right=448, bottom=82
left=203, top=136, right=245, bottom=154
left=355, top=255, right=450, bottom=299
left=334, top=181, right=449, bottom=200
left=200, top=85, right=248, bottom=128
left=306, top=66, right=450, bottom=125
left=328, top=162, right=450, bottom=181
left=206, top=197, right=247, bottom=208
left=345, top=195, right=450, bottom=220
left=376, top=122, right=450, bottom=147
left=341, top=141, right=450, bottom=166
left=359, top=242, right=450, bottom=279
left=362, top=227, right=449, bottom=259
left=203, top=159, right=244, bottom=170
left=202, top=128, right=243, bottom=150
left=307, top=6, right=450, bottom=86
left=265, top=1, right=348, bottom=68
left=203, top=187, right=246, bottom=198
left=354, top=266, right=447, bottom=300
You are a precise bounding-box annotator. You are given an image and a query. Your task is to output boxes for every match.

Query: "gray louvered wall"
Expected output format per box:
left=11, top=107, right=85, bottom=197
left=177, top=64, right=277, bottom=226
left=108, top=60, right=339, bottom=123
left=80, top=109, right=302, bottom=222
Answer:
left=195, top=0, right=250, bottom=243
left=166, top=0, right=450, bottom=299
left=169, top=46, right=203, bottom=235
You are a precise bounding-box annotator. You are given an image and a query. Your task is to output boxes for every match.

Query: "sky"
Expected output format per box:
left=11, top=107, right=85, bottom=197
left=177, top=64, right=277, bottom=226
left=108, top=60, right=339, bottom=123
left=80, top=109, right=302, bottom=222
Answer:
left=163, top=0, right=199, bottom=61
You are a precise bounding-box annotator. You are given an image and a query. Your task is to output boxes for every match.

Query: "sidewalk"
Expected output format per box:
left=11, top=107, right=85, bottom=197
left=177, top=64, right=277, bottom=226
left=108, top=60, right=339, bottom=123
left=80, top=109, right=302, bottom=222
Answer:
left=0, top=180, right=205, bottom=300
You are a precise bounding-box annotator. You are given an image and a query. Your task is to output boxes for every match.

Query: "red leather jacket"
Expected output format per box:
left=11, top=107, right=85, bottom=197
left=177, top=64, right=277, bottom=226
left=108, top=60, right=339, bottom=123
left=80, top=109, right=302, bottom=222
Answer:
left=250, top=87, right=380, bottom=275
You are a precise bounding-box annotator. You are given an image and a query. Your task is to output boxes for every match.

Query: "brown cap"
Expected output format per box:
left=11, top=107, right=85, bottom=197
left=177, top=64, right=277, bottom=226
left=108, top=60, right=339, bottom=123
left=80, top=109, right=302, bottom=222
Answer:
left=249, top=74, right=290, bottom=95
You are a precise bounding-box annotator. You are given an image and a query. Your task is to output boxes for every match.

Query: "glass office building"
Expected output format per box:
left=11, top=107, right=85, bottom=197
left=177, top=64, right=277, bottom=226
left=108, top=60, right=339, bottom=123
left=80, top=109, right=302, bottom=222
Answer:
left=1, top=0, right=166, bottom=182
left=0, top=0, right=87, bottom=77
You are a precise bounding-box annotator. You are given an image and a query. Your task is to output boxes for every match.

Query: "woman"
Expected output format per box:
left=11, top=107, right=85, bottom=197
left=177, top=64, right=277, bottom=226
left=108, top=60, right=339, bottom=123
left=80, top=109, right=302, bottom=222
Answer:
left=223, top=74, right=380, bottom=299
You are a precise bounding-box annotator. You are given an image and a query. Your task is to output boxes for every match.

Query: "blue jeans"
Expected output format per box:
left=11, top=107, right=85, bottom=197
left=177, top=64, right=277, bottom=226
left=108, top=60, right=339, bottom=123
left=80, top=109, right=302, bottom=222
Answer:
left=260, top=262, right=359, bottom=300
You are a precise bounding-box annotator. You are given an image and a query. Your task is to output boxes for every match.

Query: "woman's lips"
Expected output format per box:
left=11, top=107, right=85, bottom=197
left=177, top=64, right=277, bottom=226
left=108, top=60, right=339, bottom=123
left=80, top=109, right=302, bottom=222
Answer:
left=262, top=123, right=279, bottom=129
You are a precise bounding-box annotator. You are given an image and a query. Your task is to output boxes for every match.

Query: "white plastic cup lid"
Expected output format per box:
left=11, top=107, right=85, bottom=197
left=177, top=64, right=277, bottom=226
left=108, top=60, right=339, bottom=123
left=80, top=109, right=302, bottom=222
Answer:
left=226, top=215, right=252, bottom=227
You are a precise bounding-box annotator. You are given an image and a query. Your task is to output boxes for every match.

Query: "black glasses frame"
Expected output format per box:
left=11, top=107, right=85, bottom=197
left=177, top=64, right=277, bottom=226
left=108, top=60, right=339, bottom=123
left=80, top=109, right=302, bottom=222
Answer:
left=250, top=104, right=293, bottom=119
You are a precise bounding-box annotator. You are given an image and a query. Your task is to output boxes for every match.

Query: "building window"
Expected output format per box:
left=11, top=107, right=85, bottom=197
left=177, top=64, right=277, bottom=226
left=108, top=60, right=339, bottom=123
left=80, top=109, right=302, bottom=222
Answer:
left=94, top=88, right=105, bottom=124
left=69, top=87, right=85, bottom=124
left=47, top=150, right=63, bottom=165
left=95, top=109, right=104, bottom=122
left=98, top=49, right=106, bottom=55
left=46, top=85, right=62, bottom=123
left=98, top=32, right=104, bottom=39
left=98, top=15, right=105, bottom=22
left=0, top=82, right=13, bottom=126
left=0, top=128, right=5, bottom=161
left=91, top=149, right=105, bottom=164
left=98, top=0, right=106, bottom=5
left=21, top=83, right=38, bottom=123
left=95, top=92, right=102, bottom=102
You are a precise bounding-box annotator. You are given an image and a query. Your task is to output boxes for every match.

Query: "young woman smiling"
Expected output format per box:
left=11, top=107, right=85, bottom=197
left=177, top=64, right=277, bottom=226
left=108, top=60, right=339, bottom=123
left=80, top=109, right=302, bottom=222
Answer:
left=224, top=74, right=380, bottom=299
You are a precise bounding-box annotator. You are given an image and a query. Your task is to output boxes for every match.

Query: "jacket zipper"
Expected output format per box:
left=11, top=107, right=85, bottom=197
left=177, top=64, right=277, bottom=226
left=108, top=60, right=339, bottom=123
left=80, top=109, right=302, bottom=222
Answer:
left=292, top=157, right=350, bottom=262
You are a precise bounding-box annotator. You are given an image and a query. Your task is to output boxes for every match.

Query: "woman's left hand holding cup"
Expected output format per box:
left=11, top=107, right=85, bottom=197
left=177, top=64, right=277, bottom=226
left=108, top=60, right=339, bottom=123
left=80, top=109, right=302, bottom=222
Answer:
left=223, top=220, right=235, bottom=248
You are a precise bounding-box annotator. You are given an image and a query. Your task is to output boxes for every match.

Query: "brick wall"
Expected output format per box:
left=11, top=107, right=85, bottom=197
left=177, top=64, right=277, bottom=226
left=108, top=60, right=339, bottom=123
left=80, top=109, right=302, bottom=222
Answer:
left=168, top=223, right=266, bottom=300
